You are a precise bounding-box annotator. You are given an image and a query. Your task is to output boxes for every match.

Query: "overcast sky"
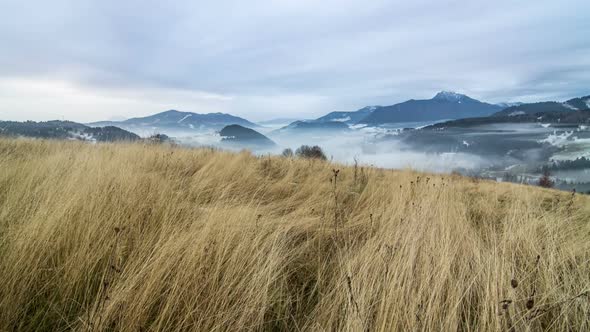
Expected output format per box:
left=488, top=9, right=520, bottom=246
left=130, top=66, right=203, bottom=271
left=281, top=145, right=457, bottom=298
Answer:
left=1, top=0, right=589, bottom=122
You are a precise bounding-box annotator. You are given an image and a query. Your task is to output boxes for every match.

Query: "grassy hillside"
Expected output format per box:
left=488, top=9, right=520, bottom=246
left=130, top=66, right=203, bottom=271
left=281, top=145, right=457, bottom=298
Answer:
left=0, top=138, right=589, bottom=331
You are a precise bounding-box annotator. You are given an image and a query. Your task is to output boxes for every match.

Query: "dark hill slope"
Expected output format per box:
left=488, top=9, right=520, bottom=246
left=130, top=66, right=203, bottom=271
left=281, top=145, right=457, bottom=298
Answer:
left=219, top=125, right=276, bottom=147
left=0, top=120, right=139, bottom=141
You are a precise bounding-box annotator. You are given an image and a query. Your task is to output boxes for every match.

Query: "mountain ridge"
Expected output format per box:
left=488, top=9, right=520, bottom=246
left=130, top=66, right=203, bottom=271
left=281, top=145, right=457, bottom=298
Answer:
left=493, top=95, right=590, bottom=117
left=89, top=110, right=258, bottom=133
left=424, top=95, right=590, bottom=129
left=314, top=106, right=380, bottom=124
left=0, top=120, right=140, bottom=141
left=274, top=120, right=351, bottom=134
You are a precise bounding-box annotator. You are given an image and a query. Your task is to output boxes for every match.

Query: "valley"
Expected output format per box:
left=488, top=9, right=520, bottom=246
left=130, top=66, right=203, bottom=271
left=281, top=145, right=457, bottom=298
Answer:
left=2, top=92, right=589, bottom=192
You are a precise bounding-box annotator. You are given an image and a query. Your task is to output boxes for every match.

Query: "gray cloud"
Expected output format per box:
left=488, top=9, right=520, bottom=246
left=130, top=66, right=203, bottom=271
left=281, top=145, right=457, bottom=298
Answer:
left=0, top=0, right=589, bottom=122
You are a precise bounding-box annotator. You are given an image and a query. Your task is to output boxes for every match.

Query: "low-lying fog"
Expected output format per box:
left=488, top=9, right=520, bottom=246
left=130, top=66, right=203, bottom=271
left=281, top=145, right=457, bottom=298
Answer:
left=265, top=125, right=487, bottom=173
left=159, top=122, right=486, bottom=173
left=131, top=121, right=590, bottom=191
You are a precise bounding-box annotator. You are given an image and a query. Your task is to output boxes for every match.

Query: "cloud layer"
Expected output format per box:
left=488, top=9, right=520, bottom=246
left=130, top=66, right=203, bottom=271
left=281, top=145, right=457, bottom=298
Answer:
left=1, top=0, right=589, bottom=122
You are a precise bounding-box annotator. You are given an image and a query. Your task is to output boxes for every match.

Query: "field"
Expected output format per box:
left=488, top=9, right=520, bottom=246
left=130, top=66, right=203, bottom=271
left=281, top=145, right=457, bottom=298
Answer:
left=0, top=138, right=589, bottom=331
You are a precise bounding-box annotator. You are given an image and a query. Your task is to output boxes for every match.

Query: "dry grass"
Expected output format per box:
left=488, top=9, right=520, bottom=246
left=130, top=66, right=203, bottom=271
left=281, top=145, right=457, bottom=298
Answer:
left=0, top=138, right=589, bottom=331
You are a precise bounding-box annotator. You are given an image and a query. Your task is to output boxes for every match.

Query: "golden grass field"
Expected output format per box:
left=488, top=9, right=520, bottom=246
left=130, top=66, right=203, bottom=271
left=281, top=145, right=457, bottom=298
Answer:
left=0, top=138, right=589, bottom=331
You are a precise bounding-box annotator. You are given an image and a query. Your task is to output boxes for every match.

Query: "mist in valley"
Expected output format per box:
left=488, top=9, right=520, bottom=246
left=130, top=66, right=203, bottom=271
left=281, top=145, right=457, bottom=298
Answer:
left=126, top=120, right=590, bottom=193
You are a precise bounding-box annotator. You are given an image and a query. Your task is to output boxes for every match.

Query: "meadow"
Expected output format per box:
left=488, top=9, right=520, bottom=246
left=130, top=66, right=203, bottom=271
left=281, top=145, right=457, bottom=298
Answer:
left=0, top=138, right=589, bottom=331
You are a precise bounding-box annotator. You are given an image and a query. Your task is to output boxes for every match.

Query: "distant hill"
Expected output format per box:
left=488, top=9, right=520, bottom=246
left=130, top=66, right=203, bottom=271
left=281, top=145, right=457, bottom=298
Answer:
left=357, top=91, right=503, bottom=125
left=564, top=95, right=590, bottom=110
left=83, top=126, right=142, bottom=142
left=494, top=102, right=574, bottom=117
left=256, top=118, right=303, bottom=126
left=495, top=102, right=524, bottom=108
left=219, top=125, right=276, bottom=147
left=275, top=120, right=350, bottom=133
left=0, top=120, right=139, bottom=141
left=493, top=96, right=589, bottom=117
left=90, top=110, right=258, bottom=133
left=273, top=105, right=377, bottom=132
left=425, top=110, right=590, bottom=129
left=314, top=106, right=379, bottom=124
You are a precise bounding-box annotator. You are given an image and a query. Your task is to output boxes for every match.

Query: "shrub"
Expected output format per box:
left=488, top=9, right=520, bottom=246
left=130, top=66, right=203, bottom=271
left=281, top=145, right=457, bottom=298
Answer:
left=281, top=148, right=294, bottom=158
left=147, top=133, right=170, bottom=143
left=295, top=145, right=327, bottom=160
left=538, top=167, right=554, bottom=188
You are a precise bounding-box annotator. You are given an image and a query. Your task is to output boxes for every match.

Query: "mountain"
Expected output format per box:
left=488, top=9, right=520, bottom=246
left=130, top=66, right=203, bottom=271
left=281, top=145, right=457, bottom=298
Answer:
left=422, top=94, right=590, bottom=128
left=90, top=110, right=258, bottom=133
left=219, top=125, right=276, bottom=147
left=275, top=120, right=350, bottom=133
left=493, top=96, right=590, bottom=117
left=0, top=120, right=140, bottom=141
left=357, top=91, right=503, bottom=125
left=314, top=106, right=380, bottom=124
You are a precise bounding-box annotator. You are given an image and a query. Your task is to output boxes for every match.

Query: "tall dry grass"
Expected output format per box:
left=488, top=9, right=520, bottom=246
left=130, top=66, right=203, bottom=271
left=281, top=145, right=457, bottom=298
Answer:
left=0, top=138, right=589, bottom=331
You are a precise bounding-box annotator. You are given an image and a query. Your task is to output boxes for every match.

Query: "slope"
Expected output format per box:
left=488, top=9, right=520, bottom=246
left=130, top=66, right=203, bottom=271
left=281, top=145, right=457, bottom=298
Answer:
left=0, top=138, right=588, bottom=331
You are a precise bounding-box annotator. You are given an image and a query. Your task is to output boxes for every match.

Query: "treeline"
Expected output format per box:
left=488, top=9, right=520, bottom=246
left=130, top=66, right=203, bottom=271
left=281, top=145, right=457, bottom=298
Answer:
left=542, top=157, right=590, bottom=171
left=0, top=120, right=140, bottom=142
left=282, top=145, right=327, bottom=160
